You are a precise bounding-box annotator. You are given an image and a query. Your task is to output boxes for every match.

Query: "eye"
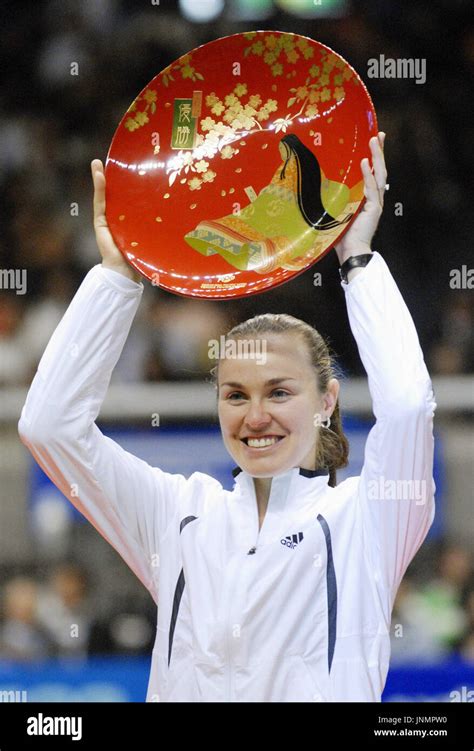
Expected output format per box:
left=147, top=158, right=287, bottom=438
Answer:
left=226, top=391, right=246, bottom=401
left=271, top=388, right=290, bottom=399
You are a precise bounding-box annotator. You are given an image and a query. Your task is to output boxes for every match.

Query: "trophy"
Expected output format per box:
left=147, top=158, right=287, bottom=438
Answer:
left=105, top=31, right=377, bottom=298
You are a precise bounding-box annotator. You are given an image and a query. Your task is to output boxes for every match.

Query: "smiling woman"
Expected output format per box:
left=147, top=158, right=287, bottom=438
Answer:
left=213, top=314, right=349, bottom=523
left=18, top=133, right=437, bottom=702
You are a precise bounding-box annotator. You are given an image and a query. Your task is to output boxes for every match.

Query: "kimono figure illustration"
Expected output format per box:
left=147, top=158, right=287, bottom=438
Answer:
left=184, top=134, right=357, bottom=274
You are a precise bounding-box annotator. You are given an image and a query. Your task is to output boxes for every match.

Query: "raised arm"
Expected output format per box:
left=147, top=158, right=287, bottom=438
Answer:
left=343, top=253, right=436, bottom=602
left=18, top=161, right=188, bottom=603
left=335, top=134, right=436, bottom=603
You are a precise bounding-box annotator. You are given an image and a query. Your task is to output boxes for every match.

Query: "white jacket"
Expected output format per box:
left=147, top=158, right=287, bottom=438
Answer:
left=18, top=251, right=436, bottom=702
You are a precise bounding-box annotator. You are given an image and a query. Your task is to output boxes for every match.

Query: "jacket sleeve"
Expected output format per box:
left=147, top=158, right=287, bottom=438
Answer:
left=342, top=251, right=437, bottom=603
left=18, top=264, right=187, bottom=603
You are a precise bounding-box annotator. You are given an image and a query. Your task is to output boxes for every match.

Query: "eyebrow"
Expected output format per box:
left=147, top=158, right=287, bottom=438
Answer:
left=220, top=377, right=297, bottom=389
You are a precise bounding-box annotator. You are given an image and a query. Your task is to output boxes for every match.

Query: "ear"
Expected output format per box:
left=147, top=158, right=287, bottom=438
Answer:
left=322, top=378, right=340, bottom=416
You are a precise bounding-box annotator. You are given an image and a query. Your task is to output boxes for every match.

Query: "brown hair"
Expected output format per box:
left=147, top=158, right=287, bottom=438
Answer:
left=211, top=313, right=349, bottom=487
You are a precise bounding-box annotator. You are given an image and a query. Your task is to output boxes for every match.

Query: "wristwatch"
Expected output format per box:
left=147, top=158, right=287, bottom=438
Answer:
left=339, top=253, right=373, bottom=284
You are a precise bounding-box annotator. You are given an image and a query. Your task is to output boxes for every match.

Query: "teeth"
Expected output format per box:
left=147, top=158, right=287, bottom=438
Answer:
left=247, top=437, right=280, bottom=448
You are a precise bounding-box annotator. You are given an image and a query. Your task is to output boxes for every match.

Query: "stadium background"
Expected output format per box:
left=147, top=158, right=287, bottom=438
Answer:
left=0, top=0, right=473, bottom=702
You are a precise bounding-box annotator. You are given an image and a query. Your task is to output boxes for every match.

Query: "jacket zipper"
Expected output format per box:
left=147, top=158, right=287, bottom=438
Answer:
left=224, top=553, right=243, bottom=701
left=247, top=478, right=263, bottom=555
left=225, top=478, right=261, bottom=699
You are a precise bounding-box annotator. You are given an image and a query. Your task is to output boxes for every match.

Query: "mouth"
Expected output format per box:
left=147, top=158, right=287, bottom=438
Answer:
left=240, top=435, right=285, bottom=449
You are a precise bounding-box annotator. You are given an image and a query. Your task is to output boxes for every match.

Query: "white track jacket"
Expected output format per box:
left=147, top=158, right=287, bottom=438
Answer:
left=18, top=251, right=436, bottom=702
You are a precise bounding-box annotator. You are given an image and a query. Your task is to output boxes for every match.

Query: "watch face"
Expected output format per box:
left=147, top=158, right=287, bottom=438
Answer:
left=105, top=31, right=378, bottom=299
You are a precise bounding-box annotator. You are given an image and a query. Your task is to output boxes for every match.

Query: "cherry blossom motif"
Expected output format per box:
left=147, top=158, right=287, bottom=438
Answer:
left=201, top=117, right=216, bottom=132
left=220, top=146, right=236, bottom=159
left=286, top=49, right=299, bottom=64
left=205, top=92, right=220, bottom=107
left=144, top=90, right=157, bottom=104
left=256, top=109, right=270, bottom=122
left=273, top=117, right=293, bottom=133
left=248, top=94, right=262, bottom=108
left=305, top=104, right=319, bottom=117
left=124, top=88, right=157, bottom=131
left=211, top=102, right=225, bottom=116
left=202, top=170, right=216, bottom=183
left=181, top=152, right=194, bottom=166
left=166, top=85, right=282, bottom=190
left=225, top=94, right=239, bottom=107
left=162, top=53, right=204, bottom=87
left=162, top=39, right=354, bottom=192
left=233, top=83, right=247, bottom=97
left=194, top=160, right=209, bottom=173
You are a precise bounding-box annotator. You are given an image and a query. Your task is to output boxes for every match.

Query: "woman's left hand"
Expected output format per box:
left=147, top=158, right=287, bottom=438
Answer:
left=334, top=131, right=387, bottom=265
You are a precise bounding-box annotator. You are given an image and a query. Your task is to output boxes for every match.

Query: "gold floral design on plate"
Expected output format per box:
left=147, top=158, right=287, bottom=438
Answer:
left=161, top=53, right=204, bottom=87
left=124, top=88, right=157, bottom=132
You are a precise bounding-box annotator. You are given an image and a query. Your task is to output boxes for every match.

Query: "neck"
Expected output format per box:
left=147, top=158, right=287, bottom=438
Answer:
left=253, top=476, right=272, bottom=530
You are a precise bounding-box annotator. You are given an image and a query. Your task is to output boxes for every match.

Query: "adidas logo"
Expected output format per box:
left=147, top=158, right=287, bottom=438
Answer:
left=281, top=532, right=304, bottom=549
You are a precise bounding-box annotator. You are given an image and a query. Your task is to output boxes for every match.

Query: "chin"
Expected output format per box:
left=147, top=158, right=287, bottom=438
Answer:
left=237, top=453, right=295, bottom=478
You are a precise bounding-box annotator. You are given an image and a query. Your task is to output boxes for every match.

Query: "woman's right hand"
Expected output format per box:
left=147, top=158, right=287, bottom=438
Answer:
left=91, top=159, right=141, bottom=283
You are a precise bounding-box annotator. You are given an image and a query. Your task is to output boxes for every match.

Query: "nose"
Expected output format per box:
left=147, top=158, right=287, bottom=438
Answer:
left=244, top=400, right=272, bottom=431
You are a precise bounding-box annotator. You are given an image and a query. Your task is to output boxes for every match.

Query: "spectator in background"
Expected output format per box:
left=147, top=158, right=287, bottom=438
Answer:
left=457, top=576, right=474, bottom=664
left=429, top=293, right=474, bottom=375
left=390, top=577, right=449, bottom=663
left=36, top=562, right=92, bottom=659
left=415, top=544, right=471, bottom=654
left=143, top=297, right=233, bottom=381
left=0, top=576, right=55, bottom=661
left=0, top=294, right=30, bottom=387
left=391, top=544, right=473, bottom=663
left=20, top=269, right=75, bottom=375
left=88, top=597, right=155, bottom=657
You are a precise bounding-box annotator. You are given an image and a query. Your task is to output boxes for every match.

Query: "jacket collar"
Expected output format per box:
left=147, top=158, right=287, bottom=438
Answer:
left=232, top=465, right=329, bottom=479
left=231, top=465, right=330, bottom=509
left=232, top=467, right=329, bottom=498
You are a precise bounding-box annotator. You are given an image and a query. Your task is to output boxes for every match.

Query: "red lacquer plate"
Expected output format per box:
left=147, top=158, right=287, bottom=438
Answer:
left=105, top=31, right=377, bottom=299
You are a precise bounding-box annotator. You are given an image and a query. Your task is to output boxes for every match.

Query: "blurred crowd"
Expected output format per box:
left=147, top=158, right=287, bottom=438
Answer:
left=0, top=0, right=473, bottom=388
left=0, top=562, right=155, bottom=661
left=0, top=543, right=472, bottom=665
left=391, top=542, right=474, bottom=665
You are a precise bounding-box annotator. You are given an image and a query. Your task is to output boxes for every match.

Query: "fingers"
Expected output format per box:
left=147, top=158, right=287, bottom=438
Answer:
left=361, top=133, right=387, bottom=207
left=91, top=159, right=107, bottom=228
left=370, top=132, right=387, bottom=191
left=361, top=156, right=380, bottom=206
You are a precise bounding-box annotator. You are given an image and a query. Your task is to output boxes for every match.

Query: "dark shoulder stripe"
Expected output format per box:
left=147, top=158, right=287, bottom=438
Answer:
left=317, top=513, right=337, bottom=674
left=168, top=570, right=185, bottom=666
left=168, top=515, right=199, bottom=666
left=180, top=515, right=198, bottom=534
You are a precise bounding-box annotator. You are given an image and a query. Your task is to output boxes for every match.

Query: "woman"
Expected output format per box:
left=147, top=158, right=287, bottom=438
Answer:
left=19, top=132, right=437, bottom=702
left=184, top=133, right=357, bottom=274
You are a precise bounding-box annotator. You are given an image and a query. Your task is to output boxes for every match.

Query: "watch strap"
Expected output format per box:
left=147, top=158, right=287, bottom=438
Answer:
left=339, top=253, right=373, bottom=283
